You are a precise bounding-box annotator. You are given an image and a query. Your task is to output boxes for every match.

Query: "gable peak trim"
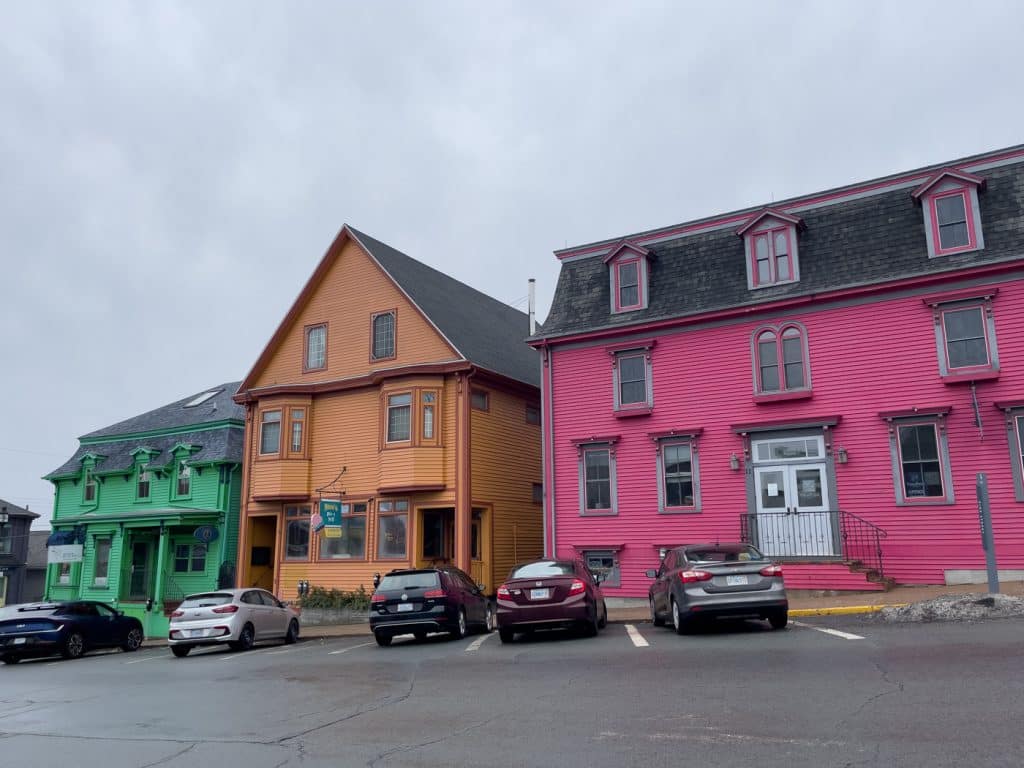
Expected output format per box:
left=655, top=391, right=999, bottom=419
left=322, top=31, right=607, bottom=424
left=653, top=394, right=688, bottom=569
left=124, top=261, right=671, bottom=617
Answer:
left=911, top=168, right=986, bottom=201
left=736, top=208, right=804, bottom=237
left=601, top=240, right=652, bottom=264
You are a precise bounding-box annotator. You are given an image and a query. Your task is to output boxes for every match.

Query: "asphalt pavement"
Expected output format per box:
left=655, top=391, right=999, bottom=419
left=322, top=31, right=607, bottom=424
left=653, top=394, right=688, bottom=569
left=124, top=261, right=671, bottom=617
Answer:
left=2, top=614, right=1023, bottom=767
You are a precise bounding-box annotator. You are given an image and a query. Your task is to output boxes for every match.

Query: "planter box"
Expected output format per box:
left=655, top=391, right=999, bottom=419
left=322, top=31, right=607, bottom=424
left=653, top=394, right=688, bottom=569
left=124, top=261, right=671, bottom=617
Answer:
left=297, top=606, right=370, bottom=626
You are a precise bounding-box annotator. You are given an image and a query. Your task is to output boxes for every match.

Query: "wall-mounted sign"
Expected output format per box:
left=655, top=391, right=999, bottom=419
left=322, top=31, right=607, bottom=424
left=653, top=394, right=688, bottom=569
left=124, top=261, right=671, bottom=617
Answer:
left=47, top=544, right=84, bottom=564
left=194, top=525, right=220, bottom=544
left=320, top=500, right=343, bottom=527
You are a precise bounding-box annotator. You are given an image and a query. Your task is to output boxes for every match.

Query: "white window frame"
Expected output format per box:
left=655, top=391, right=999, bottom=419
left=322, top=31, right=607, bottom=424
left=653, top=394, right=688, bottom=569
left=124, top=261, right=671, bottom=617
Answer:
left=885, top=415, right=954, bottom=506
left=576, top=441, right=618, bottom=516
left=743, top=218, right=801, bottom=290
left=386, top=393, right=412, bottom=443
left=926, top=294, right=999, bottom=379
left=611, top=349, right=653, bottom=412
left=656, top=438, right=701, bottom=513
left=260, top=410, right=282, bottom=455
left=921, top=181, right=985, bottom=258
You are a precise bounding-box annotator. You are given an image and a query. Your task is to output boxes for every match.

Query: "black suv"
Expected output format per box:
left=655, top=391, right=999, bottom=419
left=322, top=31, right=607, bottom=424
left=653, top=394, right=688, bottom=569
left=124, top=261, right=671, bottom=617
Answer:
left=369, top=566, right=494, bottom=647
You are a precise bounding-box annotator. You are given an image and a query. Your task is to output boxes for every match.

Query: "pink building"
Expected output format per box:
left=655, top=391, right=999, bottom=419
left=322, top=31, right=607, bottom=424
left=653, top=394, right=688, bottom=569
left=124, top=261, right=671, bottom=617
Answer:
left=531, top=146, right=1024, bottom=597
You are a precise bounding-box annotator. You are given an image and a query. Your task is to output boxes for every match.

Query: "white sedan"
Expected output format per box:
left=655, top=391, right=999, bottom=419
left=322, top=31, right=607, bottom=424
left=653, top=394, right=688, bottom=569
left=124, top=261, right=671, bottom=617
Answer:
left=168, top=588, right=300, bottom=657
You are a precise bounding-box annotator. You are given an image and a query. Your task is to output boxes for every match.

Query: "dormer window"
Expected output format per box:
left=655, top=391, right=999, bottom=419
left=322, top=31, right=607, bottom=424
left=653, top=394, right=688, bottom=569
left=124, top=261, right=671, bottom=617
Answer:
left=737, top=209, right=803, bottom=290
left=912, top=168, right=985, bottom=258
left=603, top=240, right=651, bottom=313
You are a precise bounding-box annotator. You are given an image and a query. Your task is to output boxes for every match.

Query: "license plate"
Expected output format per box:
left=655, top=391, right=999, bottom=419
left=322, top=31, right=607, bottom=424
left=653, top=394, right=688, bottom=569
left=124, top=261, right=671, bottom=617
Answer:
left=188, top=629, right=205, bottom=638
left=12, top=637, right=26, bottom=645
left=397, top=603, right=414, bottom=612
left=530, top=588, right=549, bottom=600
left=726, top=575, right=748, bottom=586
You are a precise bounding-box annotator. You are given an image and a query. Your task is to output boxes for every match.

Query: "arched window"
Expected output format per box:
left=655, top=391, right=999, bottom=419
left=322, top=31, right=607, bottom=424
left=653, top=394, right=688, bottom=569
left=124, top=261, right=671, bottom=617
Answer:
left=754, top=324, right=809, bottom=394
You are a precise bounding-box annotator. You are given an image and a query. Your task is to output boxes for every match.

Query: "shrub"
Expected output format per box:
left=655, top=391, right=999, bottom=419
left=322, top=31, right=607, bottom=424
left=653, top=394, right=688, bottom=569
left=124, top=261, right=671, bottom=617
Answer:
left=299, top=584, right=370, bottom=612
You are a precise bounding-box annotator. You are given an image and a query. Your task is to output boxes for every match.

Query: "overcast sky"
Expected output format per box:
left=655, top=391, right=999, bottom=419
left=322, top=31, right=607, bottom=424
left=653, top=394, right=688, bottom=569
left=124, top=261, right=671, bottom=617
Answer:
left=3, top=1, right=1023, bottom=529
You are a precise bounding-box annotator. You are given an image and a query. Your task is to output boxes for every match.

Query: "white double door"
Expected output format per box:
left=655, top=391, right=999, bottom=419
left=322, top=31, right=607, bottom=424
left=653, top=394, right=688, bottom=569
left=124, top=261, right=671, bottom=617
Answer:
left=754, top=463, right=836, bottom=557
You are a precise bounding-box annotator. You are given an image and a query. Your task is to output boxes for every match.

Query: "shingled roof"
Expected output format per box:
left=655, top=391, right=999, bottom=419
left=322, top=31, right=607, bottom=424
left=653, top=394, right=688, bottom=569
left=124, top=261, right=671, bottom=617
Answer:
left=537, top=146, right=1024, bottom=340
left=46, top=383, right=245, bottom=479
left=348, top=228, right=539, bottom=388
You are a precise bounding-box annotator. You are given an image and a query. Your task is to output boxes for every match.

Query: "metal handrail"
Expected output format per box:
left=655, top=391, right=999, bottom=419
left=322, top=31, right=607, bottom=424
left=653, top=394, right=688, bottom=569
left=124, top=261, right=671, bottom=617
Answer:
left=739, top=509, right=887, bottom=581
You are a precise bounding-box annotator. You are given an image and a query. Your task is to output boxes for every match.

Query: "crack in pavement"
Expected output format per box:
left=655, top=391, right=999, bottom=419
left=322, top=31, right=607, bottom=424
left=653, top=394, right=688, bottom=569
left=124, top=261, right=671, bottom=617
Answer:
left=138, top=743, right=198, bottom=768
left=836, top=659, right=905, bottom=730
left=365, top=713, right=502, bottom=767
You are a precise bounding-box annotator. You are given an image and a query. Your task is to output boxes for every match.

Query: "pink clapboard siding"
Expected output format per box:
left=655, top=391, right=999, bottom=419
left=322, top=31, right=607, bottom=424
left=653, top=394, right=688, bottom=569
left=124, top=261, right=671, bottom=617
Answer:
left=545, top=277, right=1024, bottom=596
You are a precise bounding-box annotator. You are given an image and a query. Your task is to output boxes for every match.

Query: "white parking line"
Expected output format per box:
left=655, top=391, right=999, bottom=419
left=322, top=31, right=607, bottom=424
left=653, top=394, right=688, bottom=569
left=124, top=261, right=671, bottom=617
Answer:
left=124, top=654, right=166, bottom=664
left=791, top=620, right=864, bottom=640
left=625, top=624, right=649, bottom=648
left=328, top=641, right=374, bottom=655
left=465, top=633, right=493, bottom=652
left=264, top=649, right=292, bottom=656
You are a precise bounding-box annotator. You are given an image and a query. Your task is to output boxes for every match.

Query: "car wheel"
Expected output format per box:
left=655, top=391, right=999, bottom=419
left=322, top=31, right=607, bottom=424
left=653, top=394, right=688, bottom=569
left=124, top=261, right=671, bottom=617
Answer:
left=374, top=632, right=392, bottom=647
left=451, top=608, right=467, bottom=640
left=121, top=627, right=144, bottom=652
left=651, top=598, right=665, bottom=627
left=230, top=623, right=255, bottom=652
left=768, top=610, right=789, bottom=630
left=61, top=631, right=86, bottom=659
left=498, top=628, right=514, bottom=644
left=171, top=645, right=192, bottom=658
left=597, top=602, right=608, bottom=630
left=1, top=655, right=20, bottom=665
left=413, top=631, right=428, bottom=642
left=284, top=619, right=299, bottom=645
left=482, top=604, right=494, bottom=633
left=671, top=600, right=689, bottom=636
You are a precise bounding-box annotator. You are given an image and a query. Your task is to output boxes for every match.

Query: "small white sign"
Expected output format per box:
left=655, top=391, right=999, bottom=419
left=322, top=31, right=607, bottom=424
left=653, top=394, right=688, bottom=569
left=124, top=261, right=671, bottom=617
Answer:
left=767, top=483, right=780, bottom=497
left=47, top=544, right=84, bottom=564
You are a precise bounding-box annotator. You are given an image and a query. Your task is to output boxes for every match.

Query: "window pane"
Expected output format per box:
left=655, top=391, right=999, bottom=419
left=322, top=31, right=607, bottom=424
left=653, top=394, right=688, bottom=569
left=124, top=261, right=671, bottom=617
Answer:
left=372, top=313, right=395, bottom=359
left=938, top=222, right=969, bottom=249
left=782, top=333, right=804, bottom=389
left=174, top=544, right=189, bottom=573
left=306, top=325, right=325, bottom=369
left=260, top=411, right=281, bottom=454
left=387, top=395, right=412, bottom=442
left=935, top=194, right=966, bottom=225
left=584, top=449, right=611, bottom=510
left=663, top=443, right=694, bottom=508
left=618, top=261, right=638, bottom=288
left=192, top=544, right=207, bottom=572
left=471, top=390, right=489, bottom=410
left=619, top=284, right=639, bottom=307
left=285, top=509, right=311, bottom=559
left=422, top=404, right=434, bottom=439
left=137, top=469, right=150, bottom=499
left=377, top=513, right=408, bottom=558
left=94, top=540, right=111, bottom=581
left=1017, top=417, right=1024, bottom=475
left=177, top=461, right=191, bottom=496
left=899, top=424, right=944, bottom=498
left=755, top=235, right=771, bottom=283
left=944, top=308, right=987, bottom=367
left=291, top=420, right=304, bottom=452
left=319, top=514, right=367, bottom=559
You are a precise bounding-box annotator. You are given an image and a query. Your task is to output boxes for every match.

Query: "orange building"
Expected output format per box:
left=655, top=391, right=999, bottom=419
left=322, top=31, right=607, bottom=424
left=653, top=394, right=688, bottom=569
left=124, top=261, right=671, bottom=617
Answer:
left=234, top=226, right=542, bottom=599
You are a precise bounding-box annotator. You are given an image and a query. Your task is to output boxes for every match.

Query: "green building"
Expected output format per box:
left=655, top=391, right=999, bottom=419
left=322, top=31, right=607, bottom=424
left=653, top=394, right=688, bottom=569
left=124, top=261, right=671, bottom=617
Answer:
left=44, top=383, right=244, bottom=637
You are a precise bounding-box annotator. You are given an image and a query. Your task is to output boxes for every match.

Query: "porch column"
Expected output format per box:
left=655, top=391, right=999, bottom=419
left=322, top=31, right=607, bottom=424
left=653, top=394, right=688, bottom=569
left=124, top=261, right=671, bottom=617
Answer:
left=150, top=524, right=169, bottom=635
left=454, top=373, right=472, bottom=572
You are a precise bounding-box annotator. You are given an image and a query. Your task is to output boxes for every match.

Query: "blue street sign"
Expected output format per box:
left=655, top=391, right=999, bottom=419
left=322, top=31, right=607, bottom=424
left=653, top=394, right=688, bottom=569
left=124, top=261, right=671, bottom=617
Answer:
left=194, top=525, right=220, bottom=544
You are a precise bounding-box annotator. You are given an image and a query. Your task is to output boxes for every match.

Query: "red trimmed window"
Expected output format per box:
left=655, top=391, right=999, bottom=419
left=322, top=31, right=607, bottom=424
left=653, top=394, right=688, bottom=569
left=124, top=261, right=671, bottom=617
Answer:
left=304, top=324, right=326, bottom=370
left=615, top=260, right=642, bottom=311
left=751, top=227, right=793, bottom=287
left=754, top=324, right=809, bottom=394
left=929, top=190, right=976, bottom=255
left=371, top=311, right=396, bottom=360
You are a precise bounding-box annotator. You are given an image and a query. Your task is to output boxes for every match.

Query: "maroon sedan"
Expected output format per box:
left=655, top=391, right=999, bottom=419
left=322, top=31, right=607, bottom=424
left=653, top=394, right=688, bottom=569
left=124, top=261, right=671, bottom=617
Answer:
left=496, top=559, right=607, bottom=643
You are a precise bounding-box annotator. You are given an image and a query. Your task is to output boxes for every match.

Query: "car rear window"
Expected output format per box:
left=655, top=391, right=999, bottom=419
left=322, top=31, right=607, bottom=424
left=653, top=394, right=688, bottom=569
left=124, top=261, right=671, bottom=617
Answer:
left=685, top=545, right=763, bottom=563
left=180, top=593, right=235, bottom=608
left=510, top=562, right=575, bottom=578
left=378, top=572, right=440, bottom=590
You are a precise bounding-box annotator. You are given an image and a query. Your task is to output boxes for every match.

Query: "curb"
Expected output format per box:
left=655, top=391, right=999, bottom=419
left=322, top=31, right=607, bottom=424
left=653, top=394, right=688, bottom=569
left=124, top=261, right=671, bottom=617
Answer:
left=789, top=604, right=908, bottom=617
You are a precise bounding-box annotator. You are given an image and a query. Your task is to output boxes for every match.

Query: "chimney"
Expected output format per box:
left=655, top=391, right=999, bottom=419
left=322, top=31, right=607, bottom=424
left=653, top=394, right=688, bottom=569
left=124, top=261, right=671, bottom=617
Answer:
left=528, top=278, right=537, bottom=335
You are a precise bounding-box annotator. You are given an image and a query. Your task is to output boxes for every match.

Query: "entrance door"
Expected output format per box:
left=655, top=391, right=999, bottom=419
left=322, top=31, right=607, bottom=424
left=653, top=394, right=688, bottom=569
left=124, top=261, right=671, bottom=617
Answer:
left=420, top=509, right=455, bottom=567
left=469, top=509, right=490, bottom=591
left=754, top=463, right=835, bottom=556
left=127, top=541, right=153, bottom=600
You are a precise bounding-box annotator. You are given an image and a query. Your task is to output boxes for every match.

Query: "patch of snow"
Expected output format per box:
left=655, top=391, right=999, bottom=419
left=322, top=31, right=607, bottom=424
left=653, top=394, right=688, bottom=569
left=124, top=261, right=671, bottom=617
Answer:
left=876, top=593, right=1024, bottom=623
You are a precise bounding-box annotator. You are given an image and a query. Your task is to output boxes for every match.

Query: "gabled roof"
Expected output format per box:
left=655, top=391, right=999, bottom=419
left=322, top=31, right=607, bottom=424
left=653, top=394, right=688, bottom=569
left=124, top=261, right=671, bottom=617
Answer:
left=601, top=240, right=652, bottom=264
left=911, top=168, right=986, bottom=201
left=239, top=226, right=538, bottom=391
left=0, top=498, right=39, bottom=520
left=736, top=208, right=805, bottom=236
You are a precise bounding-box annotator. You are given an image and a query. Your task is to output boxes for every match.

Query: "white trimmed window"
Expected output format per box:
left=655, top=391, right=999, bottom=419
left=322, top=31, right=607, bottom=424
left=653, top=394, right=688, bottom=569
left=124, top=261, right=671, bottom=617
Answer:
left=305, top=324, right=326, bottom=370
left=260, top=410, right=282, bottom=455
left=738, top=210, right=803, bottom=290
left=372, top=311, right=396, bottom=360
left=912, top=169, right=985, bottom=258
left=574, top=438, right=619, bottom=515
left=752, top=322, right=811, bottom=396
left=883, top=412, right=954, bottom=506
left=386, top=393, right=412, bottom=442
left=925, top=292, right=999, bottom=380
left=604, top=241, right=651, bottom=314
left=610, top=345, right=654, bottom=413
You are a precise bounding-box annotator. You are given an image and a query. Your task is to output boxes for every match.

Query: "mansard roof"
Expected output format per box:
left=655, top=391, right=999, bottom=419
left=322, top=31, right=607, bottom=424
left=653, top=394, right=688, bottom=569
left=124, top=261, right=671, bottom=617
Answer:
left=536, top=145, right=1024, bottom=341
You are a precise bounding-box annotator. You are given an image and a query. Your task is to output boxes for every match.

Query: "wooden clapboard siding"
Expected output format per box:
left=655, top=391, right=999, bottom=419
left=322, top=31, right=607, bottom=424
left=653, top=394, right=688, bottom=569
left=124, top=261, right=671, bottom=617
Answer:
left=251, top=239, right=459, bottom=389
left=470, top=382, right=544, bottom=590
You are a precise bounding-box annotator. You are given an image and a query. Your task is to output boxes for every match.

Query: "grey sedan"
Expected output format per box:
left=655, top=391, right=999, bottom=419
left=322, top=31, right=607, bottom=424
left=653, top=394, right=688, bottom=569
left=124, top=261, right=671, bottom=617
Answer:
left=646, top=543, right=788, bottom=633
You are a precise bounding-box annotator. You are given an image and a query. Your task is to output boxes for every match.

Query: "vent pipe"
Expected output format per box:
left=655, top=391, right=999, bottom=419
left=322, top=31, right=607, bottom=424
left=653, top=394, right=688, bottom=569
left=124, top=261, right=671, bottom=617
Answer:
left=528, top=278, right=537, bottom=335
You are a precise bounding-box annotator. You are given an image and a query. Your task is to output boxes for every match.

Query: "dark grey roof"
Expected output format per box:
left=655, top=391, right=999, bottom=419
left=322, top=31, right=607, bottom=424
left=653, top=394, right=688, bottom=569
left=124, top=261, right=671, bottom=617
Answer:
left=27, top=530, right=50, bottom=568
left=0, top=499, right=39, bottom=520
left=81, top=382, right=244, bottom=439
left=539, top=158, right=1024, bottom=339
left=47, top=383, right=246, bottom=479
left=46, top=426, right=244, bottom=479
left=348, top=228, right=540, bottom=388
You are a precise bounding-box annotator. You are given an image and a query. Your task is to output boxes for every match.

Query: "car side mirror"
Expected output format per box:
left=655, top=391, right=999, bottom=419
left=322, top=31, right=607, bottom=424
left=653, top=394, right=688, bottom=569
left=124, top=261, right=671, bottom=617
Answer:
left=372, top=572, right=381, bottom=589
left=644, top=569, right=657, bottom=579
left=592, top=573, right=601, bottom=584
left=477, top=584, right=486, bottom=593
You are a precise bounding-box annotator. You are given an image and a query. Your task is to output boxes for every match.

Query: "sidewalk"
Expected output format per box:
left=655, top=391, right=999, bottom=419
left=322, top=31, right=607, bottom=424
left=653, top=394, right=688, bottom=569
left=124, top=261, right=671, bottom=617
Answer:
left=142, top=581, right=1024, bottom=645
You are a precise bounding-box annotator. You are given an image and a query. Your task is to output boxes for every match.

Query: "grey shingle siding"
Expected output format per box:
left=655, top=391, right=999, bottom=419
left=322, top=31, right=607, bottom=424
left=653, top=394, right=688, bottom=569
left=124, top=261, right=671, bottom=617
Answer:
left=539, top=159, right=1024, bottom=339
left=349, top=228, right=539, bottom=388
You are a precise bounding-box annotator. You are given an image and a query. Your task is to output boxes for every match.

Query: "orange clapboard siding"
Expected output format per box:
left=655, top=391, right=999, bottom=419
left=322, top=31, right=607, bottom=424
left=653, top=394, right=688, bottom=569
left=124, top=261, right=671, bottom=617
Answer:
left=470, top=385, right=544, bottom=588
left=252, top=239, right=459, bottom=389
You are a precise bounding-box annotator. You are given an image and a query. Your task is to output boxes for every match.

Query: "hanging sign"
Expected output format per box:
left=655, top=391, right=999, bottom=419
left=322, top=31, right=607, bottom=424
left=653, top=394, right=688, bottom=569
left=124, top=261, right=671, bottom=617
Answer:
left=320, top=500, right=343, bottom=527
left=194, top=525, right=220, bottom=544
left=47, top=544, right=84, bottom=564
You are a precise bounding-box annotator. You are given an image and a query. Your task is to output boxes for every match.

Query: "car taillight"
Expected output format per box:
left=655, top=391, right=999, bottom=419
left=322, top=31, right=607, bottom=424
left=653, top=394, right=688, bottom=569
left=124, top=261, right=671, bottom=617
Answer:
left=171, top=610, right=184, bottom=618
left=423, top=589, right=446, bottom=598
left=496, top=584, right=511, bottom=598
left=371, top=593, right=387, bottom=603
left=212, top=604, right=239, bottom=614
left=568, top=579, right=586, bottom=596
left=679, top=570, right=712, bottom=583
left=759, top=564, right=784, bottom=577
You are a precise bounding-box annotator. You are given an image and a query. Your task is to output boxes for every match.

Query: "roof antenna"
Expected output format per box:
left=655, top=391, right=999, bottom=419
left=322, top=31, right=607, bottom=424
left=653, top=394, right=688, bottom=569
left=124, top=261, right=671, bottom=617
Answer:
left=528, top=279, right=537, bottom=335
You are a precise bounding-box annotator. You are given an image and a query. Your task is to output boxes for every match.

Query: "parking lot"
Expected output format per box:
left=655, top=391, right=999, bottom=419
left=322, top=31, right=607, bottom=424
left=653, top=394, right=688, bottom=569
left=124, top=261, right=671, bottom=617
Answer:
left=2, top=616, right=1022, bottom=768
